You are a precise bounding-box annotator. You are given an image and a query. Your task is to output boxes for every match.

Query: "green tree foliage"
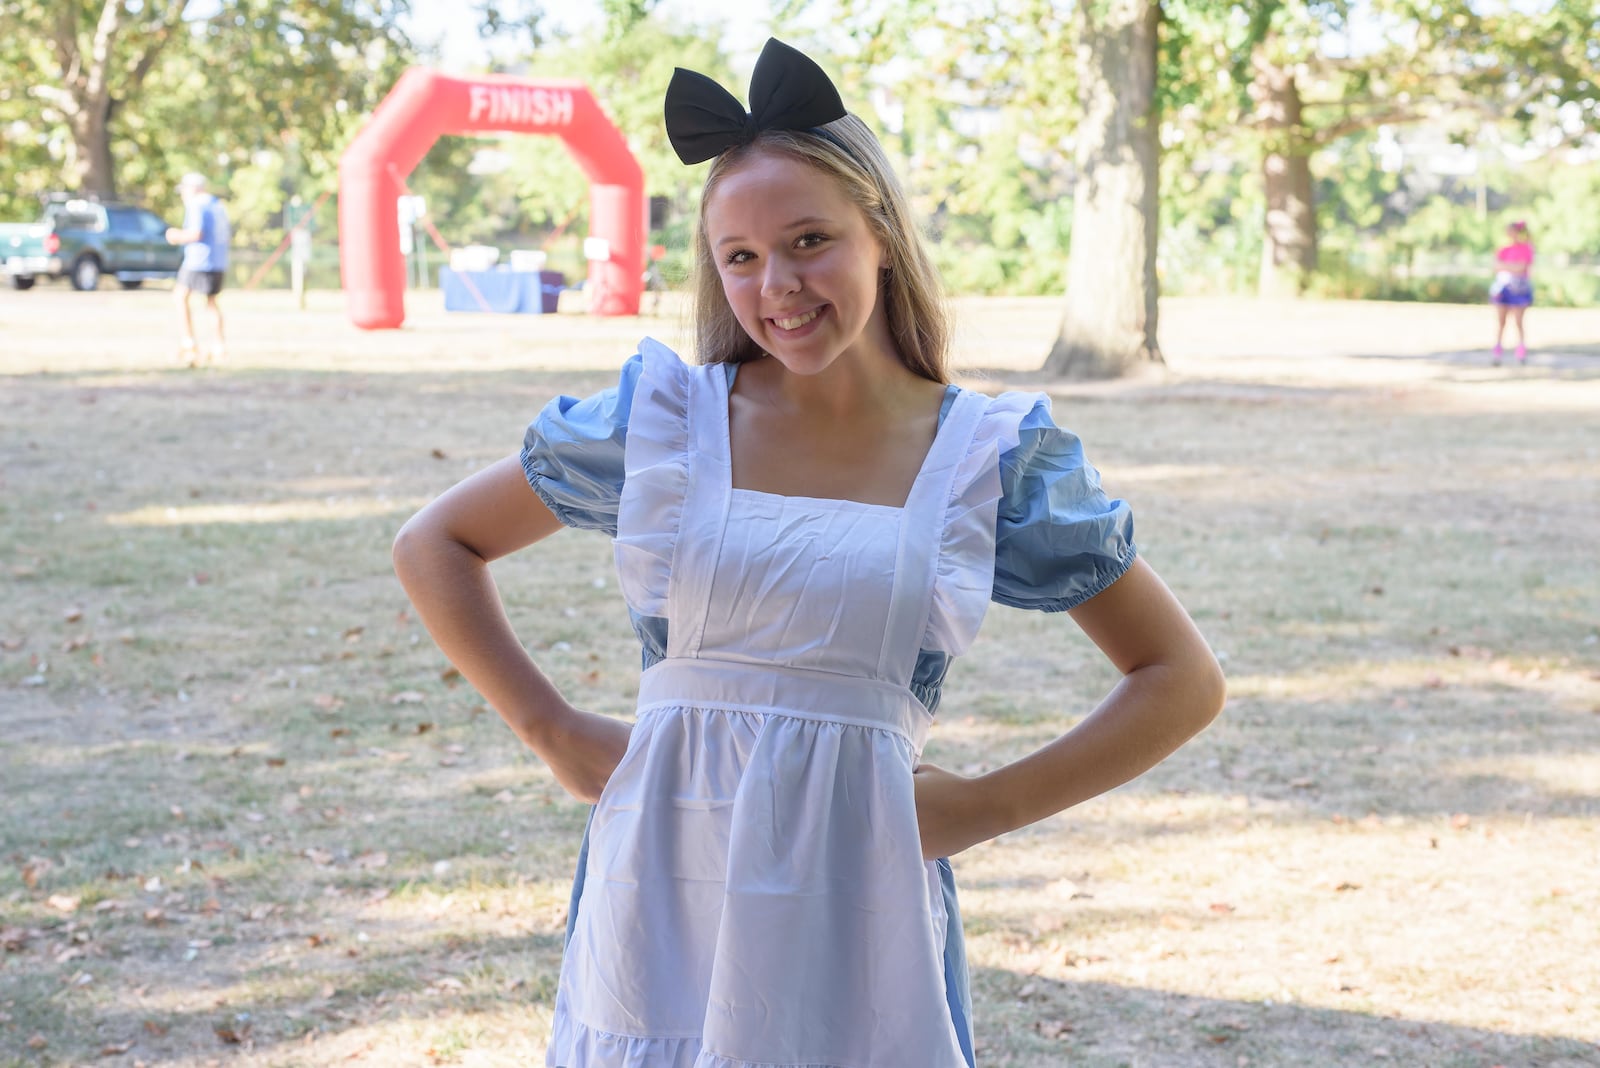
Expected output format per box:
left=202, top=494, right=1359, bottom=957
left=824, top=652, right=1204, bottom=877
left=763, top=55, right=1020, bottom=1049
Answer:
left=0, top=0, right=412, bottom=223
left=783, top=0, right=1078, bottom=296
left=1161, top=0, right=1600, bottom=295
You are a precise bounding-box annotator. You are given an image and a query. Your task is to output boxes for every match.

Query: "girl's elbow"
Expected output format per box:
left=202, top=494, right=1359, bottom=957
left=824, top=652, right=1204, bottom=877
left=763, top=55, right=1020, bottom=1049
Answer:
left=391, top=514, right=430, bottom=580
left=1194, top=652, right=1227, bottom=728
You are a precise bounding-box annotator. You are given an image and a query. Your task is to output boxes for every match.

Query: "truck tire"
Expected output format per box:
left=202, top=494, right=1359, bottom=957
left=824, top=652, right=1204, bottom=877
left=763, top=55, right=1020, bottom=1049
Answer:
left=9, top=275, right=34, bottom=290
left=70, top=255, right=102, bottom=291
left=118, top=279, right=144, bottom=290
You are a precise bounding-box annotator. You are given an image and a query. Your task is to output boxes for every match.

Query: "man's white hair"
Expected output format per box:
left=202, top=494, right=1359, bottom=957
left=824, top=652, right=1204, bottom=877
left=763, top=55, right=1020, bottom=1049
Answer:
left=179, top=172, right=207, bottom=191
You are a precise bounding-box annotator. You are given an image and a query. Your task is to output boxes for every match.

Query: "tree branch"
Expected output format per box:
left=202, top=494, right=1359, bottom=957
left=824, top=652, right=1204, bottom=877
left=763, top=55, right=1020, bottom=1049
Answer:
left=29, top=83, right=78, bottom=114
left=125, top=0, right=193, bottom=92
left=1311, top=108, right=1427, bottom=144
left=83, top=0, right=124, bottom=108
left=53, top=0, right=84, bottom=89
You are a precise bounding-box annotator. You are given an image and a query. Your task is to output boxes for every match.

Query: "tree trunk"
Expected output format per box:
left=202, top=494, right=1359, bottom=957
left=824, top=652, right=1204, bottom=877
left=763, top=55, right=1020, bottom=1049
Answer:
left=1043, top=0, right=1163, bottom=379
left=1252, top=54, right=1316, bottom=297
left=70, top=96, right=118, bottom=199
left=48, top=0, right=127, bottom=199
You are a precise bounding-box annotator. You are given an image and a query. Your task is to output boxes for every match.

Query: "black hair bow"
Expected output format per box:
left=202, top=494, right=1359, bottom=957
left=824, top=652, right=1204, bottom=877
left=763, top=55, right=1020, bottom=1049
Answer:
left=664, top=38, right=847, bottom=165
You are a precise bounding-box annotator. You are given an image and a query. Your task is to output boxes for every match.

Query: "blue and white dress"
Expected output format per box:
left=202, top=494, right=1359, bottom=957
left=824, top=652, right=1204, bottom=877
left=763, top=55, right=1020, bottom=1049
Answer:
left=520, top=342, right=1135, bottom=1068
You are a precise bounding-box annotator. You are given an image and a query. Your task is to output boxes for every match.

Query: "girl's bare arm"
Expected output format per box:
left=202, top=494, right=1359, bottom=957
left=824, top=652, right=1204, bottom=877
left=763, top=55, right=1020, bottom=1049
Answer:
left=915, top=557, right=1225, bottom=858
left=391, top=455, right=629, bottom=802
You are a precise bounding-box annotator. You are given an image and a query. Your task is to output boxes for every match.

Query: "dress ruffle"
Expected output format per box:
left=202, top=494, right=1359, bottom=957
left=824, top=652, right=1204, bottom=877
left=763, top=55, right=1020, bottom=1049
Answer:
left=991, top=396, right=1137, bottom=613
left=550, top=1014, right=860, bottom=1068
left=613, top=339, right=691, bottom=619
left=548, top=1016, right=701, bottom=1068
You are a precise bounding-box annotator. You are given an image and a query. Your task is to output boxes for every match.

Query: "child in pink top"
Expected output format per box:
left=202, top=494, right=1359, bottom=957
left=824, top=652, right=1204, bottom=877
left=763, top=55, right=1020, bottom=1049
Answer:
left=1489, top=221, right=1534, bottom=365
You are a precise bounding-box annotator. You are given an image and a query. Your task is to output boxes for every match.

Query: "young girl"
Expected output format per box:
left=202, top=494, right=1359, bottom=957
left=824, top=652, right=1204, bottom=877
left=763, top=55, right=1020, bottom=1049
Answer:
left=393, top=39, right=1225, bottom=1068
left=1490, top=220, right=1534, bottom=365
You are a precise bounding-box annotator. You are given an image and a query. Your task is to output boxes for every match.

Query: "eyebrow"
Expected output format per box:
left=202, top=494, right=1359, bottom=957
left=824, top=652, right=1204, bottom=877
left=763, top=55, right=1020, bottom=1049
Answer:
left=714, top=215, right=835, bottom=248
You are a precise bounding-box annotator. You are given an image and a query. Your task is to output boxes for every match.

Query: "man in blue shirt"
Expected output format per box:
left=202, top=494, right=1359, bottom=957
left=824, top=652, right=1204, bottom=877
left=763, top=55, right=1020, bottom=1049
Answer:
left=166, top=172, right=231, bottom=365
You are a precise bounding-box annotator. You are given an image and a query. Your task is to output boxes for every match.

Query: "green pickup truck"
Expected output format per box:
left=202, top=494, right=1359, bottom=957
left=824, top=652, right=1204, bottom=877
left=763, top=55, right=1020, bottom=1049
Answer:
left=1, top=198, right=185, bottom=291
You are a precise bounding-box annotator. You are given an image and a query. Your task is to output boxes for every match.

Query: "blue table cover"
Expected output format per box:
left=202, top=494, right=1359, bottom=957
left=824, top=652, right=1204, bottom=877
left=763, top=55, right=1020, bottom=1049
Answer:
left=440, top=268, right=565, bottom=314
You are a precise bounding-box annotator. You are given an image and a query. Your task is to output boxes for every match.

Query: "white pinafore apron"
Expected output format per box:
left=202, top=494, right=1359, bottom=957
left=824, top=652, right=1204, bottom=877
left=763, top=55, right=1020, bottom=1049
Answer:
left=548, top=350, right=992, bottom=1068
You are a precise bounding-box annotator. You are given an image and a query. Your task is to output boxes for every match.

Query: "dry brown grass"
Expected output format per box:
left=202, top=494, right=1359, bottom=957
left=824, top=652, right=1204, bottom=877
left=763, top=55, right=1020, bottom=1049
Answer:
left=2, top=286, right=1597, bottom=1067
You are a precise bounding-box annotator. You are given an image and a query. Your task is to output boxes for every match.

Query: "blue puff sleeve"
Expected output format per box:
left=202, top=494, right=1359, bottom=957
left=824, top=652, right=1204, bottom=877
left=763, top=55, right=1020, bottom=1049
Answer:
left=992, top=398, right=1136, bottom=612
left=518, top=354, right=644, bottom=535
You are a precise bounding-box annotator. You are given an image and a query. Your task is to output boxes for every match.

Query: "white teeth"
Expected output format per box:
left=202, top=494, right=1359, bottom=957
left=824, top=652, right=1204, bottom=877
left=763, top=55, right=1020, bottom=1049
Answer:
left=773, top=309, right=821, bottom=330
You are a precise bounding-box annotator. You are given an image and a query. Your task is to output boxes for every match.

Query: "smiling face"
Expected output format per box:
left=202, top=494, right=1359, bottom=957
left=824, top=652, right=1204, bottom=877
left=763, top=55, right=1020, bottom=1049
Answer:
left=702, top=150, right=893, bottom=377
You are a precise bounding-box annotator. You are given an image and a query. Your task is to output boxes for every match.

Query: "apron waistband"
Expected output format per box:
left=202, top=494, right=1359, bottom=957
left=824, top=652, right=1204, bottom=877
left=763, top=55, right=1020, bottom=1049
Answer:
left=637, top=657, right=933, bottom=751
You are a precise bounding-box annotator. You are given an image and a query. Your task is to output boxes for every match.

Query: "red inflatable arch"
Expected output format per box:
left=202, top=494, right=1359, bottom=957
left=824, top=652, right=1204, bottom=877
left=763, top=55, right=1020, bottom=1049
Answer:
left=339, top=68, right=645, bottom=329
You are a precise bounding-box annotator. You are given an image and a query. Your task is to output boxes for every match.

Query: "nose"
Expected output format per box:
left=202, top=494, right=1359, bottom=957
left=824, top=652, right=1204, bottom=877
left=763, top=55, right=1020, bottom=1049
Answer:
left=759, top=254, right=800, bottom=300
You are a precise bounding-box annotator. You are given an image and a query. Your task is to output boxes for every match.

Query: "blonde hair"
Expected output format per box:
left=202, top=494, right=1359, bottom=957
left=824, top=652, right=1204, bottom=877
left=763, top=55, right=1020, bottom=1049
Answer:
left=690, top=115, right=951, bottom=383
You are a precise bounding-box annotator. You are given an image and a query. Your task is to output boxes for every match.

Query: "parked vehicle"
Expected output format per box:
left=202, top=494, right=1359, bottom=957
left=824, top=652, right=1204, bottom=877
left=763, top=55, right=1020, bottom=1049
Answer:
left=1, top=197, right=184, bottom=291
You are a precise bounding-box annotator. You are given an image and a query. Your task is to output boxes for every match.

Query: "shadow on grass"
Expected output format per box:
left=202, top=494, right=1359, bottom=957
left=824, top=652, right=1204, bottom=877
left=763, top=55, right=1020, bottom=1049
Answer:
left=9, top=934, right=1596, bottom=1068
left=970, top=968, right=1600, bottom=1068
left=0, top=926, right=564, bottom=1064
left=1353, top=344, right=1600, bottom=379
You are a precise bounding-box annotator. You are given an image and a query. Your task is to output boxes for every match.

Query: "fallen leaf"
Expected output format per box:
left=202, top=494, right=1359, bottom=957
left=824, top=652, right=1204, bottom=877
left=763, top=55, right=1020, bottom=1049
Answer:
left=63, top=605, right=84, bottom=623
left=1450, top=813, right=1471, bottom=830
left=0, top=636, right=24, bottom=651
left=100, top=1040, right=134, bottom=1056
left=391, top=691, right=425, bottom=704
left=46, top=893, right=81, bottom=913
left=312, top=694, right=345, bottom=710
left=431, top=448, right=447, bottom=459
left=1035, top=1020, right=1074, bottom=1039
left=214, top=1019, right=252, bottom=1044
left=415, top=721, right=434, bottom=734
left=265, top=757, right=287, bottom=768
left=27, top=1034, right=47, bottom=1049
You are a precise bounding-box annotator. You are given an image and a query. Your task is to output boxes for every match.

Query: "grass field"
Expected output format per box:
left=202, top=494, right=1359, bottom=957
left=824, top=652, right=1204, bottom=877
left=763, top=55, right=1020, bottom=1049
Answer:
left=2, top=286, right=1598, bottom=1067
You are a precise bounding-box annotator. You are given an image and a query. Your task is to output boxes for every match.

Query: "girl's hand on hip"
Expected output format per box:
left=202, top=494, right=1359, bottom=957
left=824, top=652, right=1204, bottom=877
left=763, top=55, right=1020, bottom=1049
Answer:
left=535, top=704, right=633, bottom=804
left=913, top=762, right=999, bottom=860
